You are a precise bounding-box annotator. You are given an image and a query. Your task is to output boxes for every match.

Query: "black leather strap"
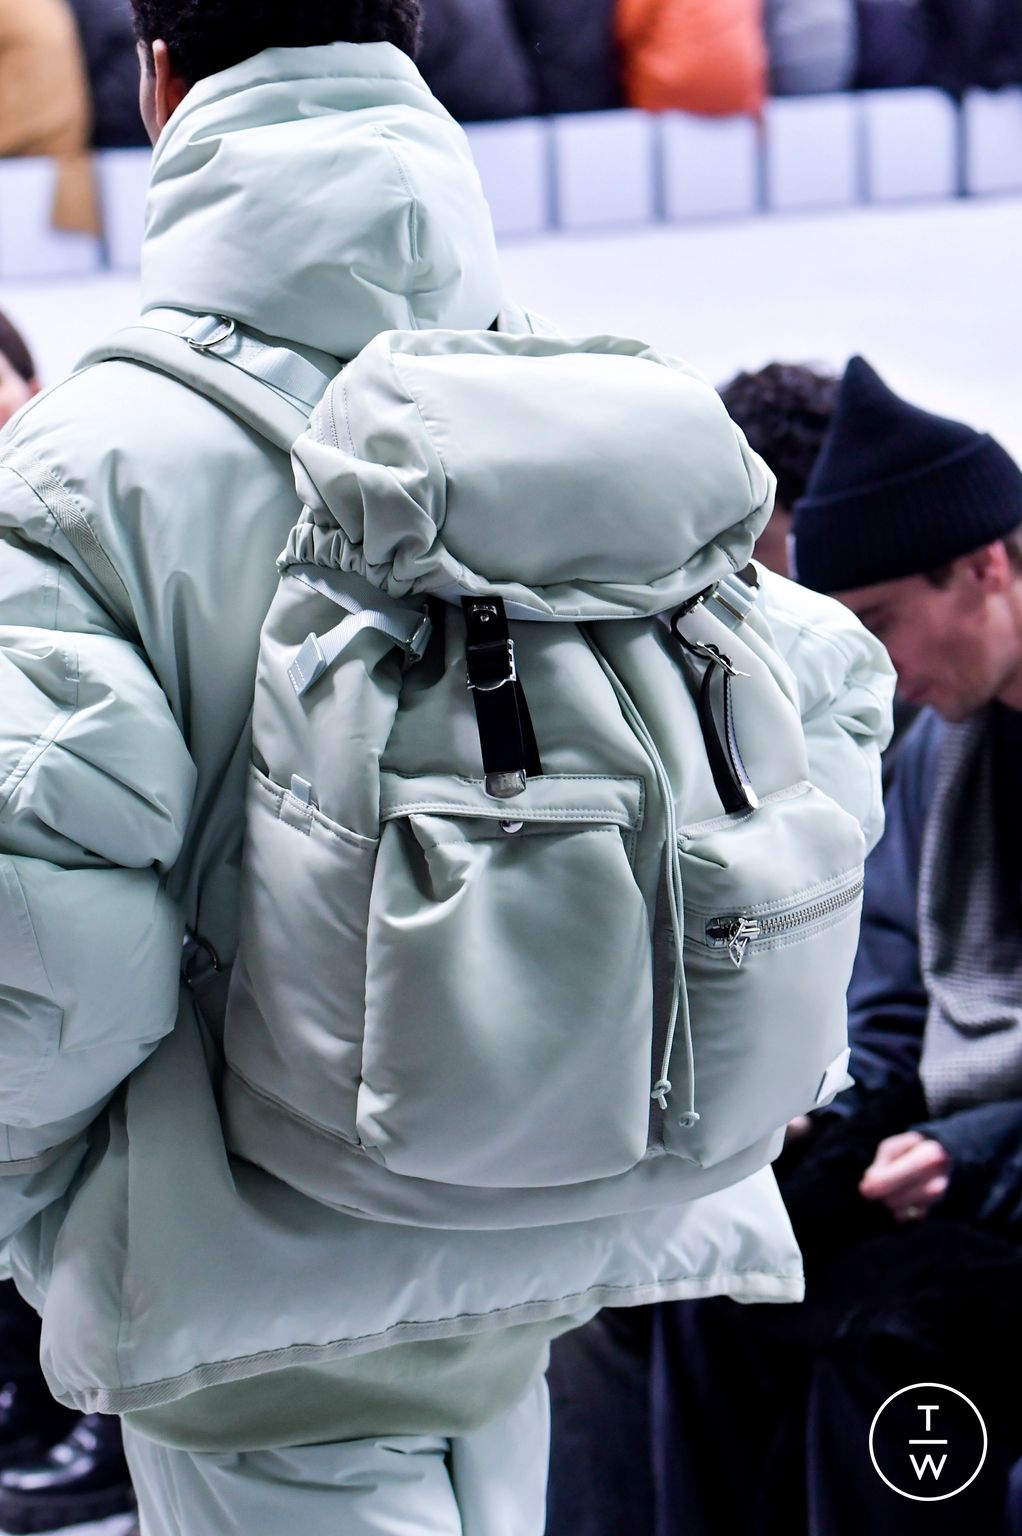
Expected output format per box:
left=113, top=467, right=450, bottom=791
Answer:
left=462, top=597, right=542, bottom=799
left=697, top=659, right=758, bottom=814
left=669, top=618, right=758, bottom=815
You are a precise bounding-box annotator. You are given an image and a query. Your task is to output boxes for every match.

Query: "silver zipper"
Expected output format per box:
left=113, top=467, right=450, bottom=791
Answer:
left=704, top=879, right=864, bottom=969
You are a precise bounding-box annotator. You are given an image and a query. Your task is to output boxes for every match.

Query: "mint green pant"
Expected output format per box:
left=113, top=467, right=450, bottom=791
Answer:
left=123, top=1377, right=549, bottom=1536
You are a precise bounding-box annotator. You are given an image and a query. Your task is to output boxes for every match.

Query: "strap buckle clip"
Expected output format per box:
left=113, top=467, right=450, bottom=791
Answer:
left=466, top=637, right=518, bottom=693
left=408, top=614, right=433, bottom=664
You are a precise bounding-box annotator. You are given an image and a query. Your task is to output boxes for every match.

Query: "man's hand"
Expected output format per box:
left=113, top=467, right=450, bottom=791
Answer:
left=858, top=1131, right=951, bottom=1221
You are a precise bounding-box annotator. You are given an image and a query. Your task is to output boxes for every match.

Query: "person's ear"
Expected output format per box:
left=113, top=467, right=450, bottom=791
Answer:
left=964, top=540, right=1013, bottom=595
left=138, top=39, right=188, bottom=144
left=152, top=39, right=190, bottom=133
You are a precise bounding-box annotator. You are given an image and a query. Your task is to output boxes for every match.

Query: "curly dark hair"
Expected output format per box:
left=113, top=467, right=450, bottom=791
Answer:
left=129, top=0, right=422, bottom=84
left=0, top=311, right=36, bottom=383
left=719, top=363, right=840, bottom=512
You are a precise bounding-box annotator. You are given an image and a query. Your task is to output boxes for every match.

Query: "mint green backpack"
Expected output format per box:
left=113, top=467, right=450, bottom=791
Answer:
left=92, top=312, right=865, bottom=1229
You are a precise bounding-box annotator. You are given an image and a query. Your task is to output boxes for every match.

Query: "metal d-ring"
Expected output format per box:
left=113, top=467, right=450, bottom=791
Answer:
left=187, top=318, right=236, bottom=352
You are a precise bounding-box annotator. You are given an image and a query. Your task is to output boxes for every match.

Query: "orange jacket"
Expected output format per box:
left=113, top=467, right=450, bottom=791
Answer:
left=617, top=0, right=767, bottom=117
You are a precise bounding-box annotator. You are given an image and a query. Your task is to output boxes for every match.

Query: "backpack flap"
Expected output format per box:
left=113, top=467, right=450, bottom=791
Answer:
left=286, top=327, right=774, bottom=618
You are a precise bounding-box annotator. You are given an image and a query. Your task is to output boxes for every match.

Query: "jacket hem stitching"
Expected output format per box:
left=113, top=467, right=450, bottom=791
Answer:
left=56, top=1269, right=805, bottom=1414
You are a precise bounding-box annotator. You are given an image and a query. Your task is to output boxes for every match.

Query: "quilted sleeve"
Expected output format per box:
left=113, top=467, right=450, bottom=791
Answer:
left=0, top=453, right=196, bottom=1240
left=757, top=566, right=896, bottom=853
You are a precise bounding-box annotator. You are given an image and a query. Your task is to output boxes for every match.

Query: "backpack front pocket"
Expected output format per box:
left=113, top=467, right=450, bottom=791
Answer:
left=661, top=781, right=865, bottom=1167
left=357, top=772, right=653, bottom=1189
left=225, top=768, right=378, bottom=1146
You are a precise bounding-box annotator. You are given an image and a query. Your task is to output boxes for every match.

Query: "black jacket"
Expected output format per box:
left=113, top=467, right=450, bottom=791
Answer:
left=856, top=0, right=1022, bottom=92
left=511, top=0, right=621, bottom=114
left=816, top=707, right=1022, bottom=1238
left=417, top=0, right=538, bottom=123
left=67, top=0, right=149, bottom=147
left=417, top=0, right=620, bottom=123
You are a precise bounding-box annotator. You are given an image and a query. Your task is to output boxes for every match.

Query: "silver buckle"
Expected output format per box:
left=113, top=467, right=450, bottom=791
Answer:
left=466, top=638, right=517, bottom=693
left=407, top=614, right=433, bottom=663
left=485, top=770, right=528, bottom=800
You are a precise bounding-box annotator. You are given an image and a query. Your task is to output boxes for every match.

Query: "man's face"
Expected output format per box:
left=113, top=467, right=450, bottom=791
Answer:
left=837, top=547, right=1020, bottom=722
left=0, top=349, right=36, bottom=430
left=753, top=504, right=791, bottom=579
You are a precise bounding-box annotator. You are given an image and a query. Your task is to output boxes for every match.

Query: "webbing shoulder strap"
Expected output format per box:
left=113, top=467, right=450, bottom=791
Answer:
left=35, top=312, right=337, bottom=620
left=77, top=310, right=340, bottom=455
left=144, top=311, right=336, bottom=410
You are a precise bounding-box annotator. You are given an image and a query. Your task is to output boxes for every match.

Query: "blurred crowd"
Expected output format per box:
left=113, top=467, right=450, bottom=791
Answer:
left=3, top=0, right=1022, bottom=236
left=419, top=0, right=1022, bottom=123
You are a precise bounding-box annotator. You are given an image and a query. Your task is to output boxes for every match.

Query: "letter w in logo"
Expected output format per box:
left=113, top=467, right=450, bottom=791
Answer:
left=909, top=1453, right=948, bottom=1482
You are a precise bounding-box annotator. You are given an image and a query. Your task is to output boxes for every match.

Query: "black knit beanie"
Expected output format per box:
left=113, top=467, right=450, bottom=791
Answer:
left=791, top=357, right=1022, bottom=592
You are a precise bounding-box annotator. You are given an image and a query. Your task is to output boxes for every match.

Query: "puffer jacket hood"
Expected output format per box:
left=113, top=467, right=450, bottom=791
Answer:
left=142, top=42, right=504, bottom=359
left=290, top=330, right=774, bottom=615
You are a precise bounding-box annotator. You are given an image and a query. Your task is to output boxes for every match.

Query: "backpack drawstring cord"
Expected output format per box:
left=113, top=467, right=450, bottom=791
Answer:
left=580, top=635, right=699, bottom=1130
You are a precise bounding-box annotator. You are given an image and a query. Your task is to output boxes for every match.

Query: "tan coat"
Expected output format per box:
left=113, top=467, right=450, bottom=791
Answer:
left=0, top=0, right=98, bottom=233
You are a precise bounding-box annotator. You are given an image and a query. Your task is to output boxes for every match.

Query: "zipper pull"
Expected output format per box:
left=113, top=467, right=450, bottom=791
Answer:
left=706, top=916, right=761, bottom=969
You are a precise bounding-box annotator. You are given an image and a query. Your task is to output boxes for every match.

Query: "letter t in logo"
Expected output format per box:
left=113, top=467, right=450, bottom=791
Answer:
left=909, top=1404, right=948, bottom=1482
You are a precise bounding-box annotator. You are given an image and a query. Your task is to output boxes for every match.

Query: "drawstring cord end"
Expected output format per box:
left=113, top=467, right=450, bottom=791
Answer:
left=676, top=1110, right=701, bottom=1129
left=652, top=1079, right=672, bottom=1111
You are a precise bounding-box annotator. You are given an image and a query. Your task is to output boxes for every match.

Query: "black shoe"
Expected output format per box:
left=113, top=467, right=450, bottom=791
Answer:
left=0, top=1413, right=136, bottom=1533
left=0, top=1381, right=77, bottom=1471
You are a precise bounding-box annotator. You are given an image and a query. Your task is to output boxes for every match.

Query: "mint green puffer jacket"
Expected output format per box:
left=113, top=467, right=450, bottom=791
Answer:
left=0, top=42, right=894, bottom=1414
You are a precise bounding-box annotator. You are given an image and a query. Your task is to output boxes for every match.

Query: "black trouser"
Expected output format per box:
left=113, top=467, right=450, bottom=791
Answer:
left=652, top=1222, right=1022, bottom=1536
left=546, top=1307, right=654, bottom=1536
left=548, top=1084, right=1022, bottom=1536
left=651, top=1084, right=1022, bottom=1536
left=0, top=1283, right=42, bottom=1384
